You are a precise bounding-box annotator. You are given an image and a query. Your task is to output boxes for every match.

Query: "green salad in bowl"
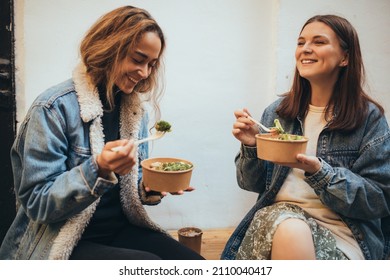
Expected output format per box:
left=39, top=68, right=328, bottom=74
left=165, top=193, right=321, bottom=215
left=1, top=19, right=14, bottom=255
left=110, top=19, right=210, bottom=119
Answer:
left=141, top=157, right=194, bottom=192
left=256, top=119, right=308, bottom=164
left=271, top=119, right=304, bottom=140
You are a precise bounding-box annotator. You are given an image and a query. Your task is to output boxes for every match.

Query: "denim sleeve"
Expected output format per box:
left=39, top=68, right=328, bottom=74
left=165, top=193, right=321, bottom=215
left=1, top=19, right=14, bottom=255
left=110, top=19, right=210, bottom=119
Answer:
left=235, top=102, right=281, bottom=195
left=11, top=104, right=117, bottom=224
left=305, top=116, right=390, bottom=220
left=235, top=144, right=267, bottom=194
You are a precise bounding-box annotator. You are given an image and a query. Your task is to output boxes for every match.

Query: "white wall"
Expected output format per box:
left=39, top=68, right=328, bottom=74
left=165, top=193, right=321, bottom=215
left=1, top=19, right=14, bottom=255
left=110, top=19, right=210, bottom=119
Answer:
left=275, top=0, right=390, bottom=119
left=14, top=0, right=390, bottom=231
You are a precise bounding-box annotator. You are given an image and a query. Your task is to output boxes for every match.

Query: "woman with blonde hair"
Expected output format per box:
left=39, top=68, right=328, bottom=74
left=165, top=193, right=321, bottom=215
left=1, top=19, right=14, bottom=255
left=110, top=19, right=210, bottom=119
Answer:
left=0, top=6, right=204, bottom=260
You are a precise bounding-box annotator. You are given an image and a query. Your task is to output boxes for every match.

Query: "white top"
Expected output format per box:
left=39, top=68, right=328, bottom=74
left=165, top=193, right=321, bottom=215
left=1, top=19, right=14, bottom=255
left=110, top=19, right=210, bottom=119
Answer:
left=275, top=105, right=364, bottom=260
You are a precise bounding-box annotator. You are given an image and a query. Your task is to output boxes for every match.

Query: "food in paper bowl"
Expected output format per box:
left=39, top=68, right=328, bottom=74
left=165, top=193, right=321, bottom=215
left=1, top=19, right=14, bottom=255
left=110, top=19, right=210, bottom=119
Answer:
left=141, top=157, right=194, bottom=192
left=256, top=133, right=308, bottom=164
left=255, top=119, right=308, bottom=164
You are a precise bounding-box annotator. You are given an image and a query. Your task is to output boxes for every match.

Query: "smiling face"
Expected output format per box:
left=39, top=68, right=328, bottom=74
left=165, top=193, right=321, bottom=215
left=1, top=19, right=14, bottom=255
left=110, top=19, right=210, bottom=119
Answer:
left=115, top=31, right=162, bottom=94
left=295, top=21, right=348, bottom=86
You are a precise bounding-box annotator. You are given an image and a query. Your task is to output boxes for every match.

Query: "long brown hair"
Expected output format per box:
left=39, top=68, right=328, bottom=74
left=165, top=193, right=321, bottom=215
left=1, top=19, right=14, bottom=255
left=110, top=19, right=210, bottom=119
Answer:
left=80, top=6, right=166, bottom=113
left=277, top=15, right=384, bottom=131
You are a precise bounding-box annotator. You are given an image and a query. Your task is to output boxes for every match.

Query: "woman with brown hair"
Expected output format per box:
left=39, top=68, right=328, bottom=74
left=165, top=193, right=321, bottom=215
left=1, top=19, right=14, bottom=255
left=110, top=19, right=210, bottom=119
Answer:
left=223, top=14, right=390, bottom=260
left=0, top=6, right=204, bottom=260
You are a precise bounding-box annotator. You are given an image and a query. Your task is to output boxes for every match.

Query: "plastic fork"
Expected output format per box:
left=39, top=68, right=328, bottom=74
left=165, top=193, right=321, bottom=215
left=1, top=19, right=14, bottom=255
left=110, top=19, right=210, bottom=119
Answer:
left=111, top=131, right=166, bottom=152
left=246, top=115, right=272, bottom=133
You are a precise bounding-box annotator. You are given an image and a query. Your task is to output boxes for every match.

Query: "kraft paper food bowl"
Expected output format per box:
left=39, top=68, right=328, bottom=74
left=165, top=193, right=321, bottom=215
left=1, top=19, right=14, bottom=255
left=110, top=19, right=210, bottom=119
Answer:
left=141, top=157, right=194, bottom=192
left=255, top=133, right=308, bottom=164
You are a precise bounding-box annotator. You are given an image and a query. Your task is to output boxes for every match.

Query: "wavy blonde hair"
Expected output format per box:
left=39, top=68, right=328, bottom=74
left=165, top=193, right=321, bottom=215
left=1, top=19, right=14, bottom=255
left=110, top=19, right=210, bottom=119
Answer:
left=80, top=6, right=166, bottom=116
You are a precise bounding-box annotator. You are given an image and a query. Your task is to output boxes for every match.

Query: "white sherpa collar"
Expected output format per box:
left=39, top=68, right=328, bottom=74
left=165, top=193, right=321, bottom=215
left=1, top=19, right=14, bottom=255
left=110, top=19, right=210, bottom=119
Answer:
left=72, top=62, right=103, bottom=123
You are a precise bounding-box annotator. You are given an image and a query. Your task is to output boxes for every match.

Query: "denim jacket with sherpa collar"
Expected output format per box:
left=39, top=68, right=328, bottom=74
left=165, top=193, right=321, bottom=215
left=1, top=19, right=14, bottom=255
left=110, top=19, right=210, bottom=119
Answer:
left=222, top=97, right=390, bottom=260
left=0, top=63, right=165, bottom=259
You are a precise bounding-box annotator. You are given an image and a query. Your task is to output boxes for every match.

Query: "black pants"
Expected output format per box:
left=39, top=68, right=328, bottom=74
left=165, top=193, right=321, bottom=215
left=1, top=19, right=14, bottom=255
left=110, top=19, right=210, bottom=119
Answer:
left=69, top=224, right=205, bottom=260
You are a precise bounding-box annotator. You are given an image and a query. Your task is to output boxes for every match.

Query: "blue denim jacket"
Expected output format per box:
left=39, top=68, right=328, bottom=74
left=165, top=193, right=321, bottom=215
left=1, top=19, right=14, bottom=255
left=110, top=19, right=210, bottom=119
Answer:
left=0, top=63, right=164, bottom=259
left=222, top=98, right=390, bottom=260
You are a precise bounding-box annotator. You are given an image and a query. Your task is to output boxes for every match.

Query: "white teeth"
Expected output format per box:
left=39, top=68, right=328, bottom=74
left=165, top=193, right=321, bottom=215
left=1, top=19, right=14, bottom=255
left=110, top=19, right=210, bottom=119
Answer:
left=302, top=59, right=315, bottom=64
left=128, top=76, right=138, bottom=83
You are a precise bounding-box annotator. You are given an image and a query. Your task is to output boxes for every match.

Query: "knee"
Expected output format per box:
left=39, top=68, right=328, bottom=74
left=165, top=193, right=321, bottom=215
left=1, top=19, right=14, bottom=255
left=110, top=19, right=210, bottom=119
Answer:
left=271, top=218, right=315, bottom=259
left=274, top=218, right=312, bottom=242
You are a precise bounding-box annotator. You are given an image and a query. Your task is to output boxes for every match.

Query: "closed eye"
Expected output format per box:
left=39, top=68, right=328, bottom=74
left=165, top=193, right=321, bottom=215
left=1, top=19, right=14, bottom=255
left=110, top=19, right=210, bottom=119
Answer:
left=132, top=58, right=143, bottom=64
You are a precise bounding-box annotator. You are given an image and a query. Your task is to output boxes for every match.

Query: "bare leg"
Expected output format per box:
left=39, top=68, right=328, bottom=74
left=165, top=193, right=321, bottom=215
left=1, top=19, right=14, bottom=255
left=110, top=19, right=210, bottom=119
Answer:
left=271, top=218, right=316, bottom=260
